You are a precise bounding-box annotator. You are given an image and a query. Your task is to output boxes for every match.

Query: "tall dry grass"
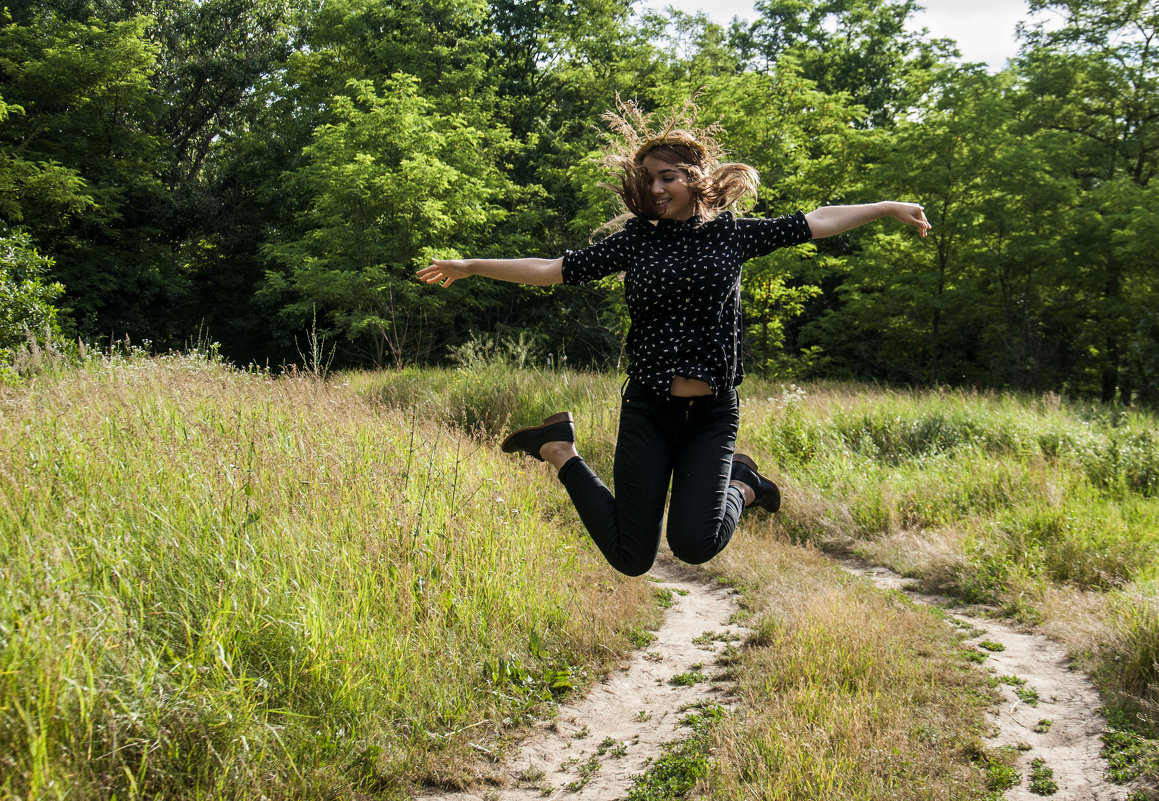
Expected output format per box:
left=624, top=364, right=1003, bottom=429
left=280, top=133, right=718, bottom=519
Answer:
left=702, top=540, right=993, bottom=800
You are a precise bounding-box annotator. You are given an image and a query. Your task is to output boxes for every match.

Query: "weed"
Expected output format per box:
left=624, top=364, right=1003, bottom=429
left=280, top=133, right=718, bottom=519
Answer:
left=691, top=630, right=718, bottom=649
left=985, top=760, right=1021, bottom=791
left=517, top=765, right=546, bottom=786
left=978, top=640, right=1007, bottom=652
left=1015, top=686, right=1041, bottom=707
left=625, top=705, right=723, bottom=801
left=573, top=725, right=590, bottom=740
left=669, top=671, right=706, bottom=687
left=654, top=587, right=676, bottom=609
left=1103, top=709, right=1159, bottom=784
left=1034, top=719, right=1053, bottom=733
left=1028, top=758, right=1059, bottom=795
left=597, top=737, right=627, bottom=758
left=999, top=674, right=1027, bottom=687
left=627, top=627, right=659, bottom=648
left=961, top=648, right=990, bottom=663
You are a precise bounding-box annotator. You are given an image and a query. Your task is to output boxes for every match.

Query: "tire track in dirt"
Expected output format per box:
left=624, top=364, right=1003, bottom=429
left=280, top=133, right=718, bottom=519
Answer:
left=843, top=560, right=1135, bottom=801
left=419, top=558, right=751, bottom=800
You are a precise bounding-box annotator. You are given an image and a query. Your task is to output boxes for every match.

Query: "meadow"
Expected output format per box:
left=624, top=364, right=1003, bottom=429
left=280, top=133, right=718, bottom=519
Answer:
left=2, top=346, right=1157, bottom=798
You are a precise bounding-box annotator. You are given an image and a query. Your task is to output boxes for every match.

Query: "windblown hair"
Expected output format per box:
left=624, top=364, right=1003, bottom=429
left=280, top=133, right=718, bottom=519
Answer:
left=599, top=96, right=760, bottom=223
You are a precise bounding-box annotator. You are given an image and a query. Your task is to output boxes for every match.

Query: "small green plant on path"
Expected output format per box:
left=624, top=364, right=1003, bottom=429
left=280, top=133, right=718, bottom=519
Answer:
left=1034, top=719, right=1053, bottom=733
left=961, top=647, right=990, bottom=663
left=983, top=757, right=1021, bottom=793
left=625, top=705, right=723, bottom=801
left=668, top=671, right=706, bottom=687
left=979, top=640, right=1007, bottom=652
left=1028, top=758, right=1059, bottom=795
left=1016, top=686, right=1041, bottom=707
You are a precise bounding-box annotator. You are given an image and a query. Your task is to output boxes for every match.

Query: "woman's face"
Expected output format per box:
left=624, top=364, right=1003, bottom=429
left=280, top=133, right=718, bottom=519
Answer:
left=641, top=154, right=695, bottom=221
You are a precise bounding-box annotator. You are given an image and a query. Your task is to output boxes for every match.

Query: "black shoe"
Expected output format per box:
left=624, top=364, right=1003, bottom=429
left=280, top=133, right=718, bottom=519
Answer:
left=501, top=412, right=575, bottom=461
left=730, top=453, right=781, bottom=512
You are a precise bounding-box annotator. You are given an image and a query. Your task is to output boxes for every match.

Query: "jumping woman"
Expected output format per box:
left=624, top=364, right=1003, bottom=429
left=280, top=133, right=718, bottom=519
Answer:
left=416, top=100, right=930, bottom=577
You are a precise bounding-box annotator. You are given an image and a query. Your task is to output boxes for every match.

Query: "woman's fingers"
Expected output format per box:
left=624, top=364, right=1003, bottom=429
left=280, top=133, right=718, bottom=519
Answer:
left=901, top=203, right=931, bottom=237
left=416, top=262, right=455, bottom=286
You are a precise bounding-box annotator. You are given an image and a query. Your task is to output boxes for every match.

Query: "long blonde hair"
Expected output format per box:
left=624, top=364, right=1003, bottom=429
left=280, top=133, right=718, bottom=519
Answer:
left=599, top=96, right=760, bottom=222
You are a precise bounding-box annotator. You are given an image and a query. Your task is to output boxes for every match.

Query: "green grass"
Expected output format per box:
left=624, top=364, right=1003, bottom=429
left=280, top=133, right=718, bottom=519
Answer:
left=7, top=356, right=1159, bottom=797
left=0, top=355, right=653, bottom=799
left=734, top=380, right=1159, bottom=731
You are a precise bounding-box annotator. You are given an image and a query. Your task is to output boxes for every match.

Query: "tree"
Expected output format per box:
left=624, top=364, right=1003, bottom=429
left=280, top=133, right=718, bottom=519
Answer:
left=1017, top=0, right=1159, bottom=402
left=0, top=230, right=63, bottom=350
left=263, top=75, right=524, bottom=368
left=736, top=0, right=948, bottom=127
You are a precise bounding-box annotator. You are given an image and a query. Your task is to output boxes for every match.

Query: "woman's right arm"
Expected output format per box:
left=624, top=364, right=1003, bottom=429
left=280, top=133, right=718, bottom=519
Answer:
left=416, top=257, right=564, bottom=288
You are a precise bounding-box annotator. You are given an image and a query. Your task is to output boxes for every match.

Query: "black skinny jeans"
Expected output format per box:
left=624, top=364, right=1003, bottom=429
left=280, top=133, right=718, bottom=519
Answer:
left=556, top=380, right=745, bottom=576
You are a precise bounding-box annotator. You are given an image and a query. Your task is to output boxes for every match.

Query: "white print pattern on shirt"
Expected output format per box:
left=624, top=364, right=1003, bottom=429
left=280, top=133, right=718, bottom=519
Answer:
left=561, top=211, right=812, bottom=396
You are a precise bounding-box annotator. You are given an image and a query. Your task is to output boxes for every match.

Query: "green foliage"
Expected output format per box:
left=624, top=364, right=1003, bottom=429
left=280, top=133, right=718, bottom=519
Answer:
left=1028, top=758, right=1059, bottom=795
left=0, top=230, right=62, bottom=349
left=975, top=748, right=1021, bottom=793
left=625, top=705, right=723, bottom=801
left=1103, top=707, right=1159, bottom=785
left=263, top=74, right=525, bottom=367
left=668, top=670, right=707, bottom=686
left=1015, top=686, right=1041, bottom=707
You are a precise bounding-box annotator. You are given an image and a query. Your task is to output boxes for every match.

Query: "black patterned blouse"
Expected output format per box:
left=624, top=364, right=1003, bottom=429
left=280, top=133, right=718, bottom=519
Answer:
left=561, top=210, right=813, bottom=397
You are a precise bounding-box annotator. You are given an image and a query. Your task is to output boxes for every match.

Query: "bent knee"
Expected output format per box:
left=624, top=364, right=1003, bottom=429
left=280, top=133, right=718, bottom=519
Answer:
left=615, top=556, right=656, bottom=577
left=667, top=540, right=718, bottom=566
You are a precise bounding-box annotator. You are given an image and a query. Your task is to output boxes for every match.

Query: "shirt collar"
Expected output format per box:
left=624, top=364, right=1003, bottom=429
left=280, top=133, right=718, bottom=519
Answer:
left=656, top=213, right=707, bottom=233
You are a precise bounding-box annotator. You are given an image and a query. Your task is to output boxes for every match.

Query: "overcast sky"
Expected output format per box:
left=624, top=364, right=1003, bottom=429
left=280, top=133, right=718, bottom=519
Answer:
left=639, top=0, right=1057, bottom=71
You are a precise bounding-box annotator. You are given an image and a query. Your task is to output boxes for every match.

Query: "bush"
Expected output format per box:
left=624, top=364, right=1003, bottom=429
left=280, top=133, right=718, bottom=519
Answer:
left=0, top=230, right=63, bottom=351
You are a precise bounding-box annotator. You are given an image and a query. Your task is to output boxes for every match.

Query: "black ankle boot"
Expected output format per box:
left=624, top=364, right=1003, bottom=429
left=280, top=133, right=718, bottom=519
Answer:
left=501, top=412, right=575, bottom=461
left=730, top=453, right=781, bottom=512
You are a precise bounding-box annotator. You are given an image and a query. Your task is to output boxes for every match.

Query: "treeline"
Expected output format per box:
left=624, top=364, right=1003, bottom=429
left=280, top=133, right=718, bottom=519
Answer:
left=1, top=0, right=1156, bottom=402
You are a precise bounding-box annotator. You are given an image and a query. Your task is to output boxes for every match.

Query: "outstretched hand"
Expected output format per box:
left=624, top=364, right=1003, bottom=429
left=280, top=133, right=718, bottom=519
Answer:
left=890, top=202, right=931, bottom=237
left=416, top=259, right=471, bottom=288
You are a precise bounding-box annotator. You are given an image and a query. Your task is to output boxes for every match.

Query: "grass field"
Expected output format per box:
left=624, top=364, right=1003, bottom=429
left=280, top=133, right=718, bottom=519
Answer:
left=0, top=353, right=653, bottom=799
left=3, top=348, right=1157, bottom=797
left=733, top=381, right=1159, bottom=724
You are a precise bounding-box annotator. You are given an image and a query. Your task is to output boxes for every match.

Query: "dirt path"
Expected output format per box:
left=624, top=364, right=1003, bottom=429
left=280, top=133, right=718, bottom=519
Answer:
left=420, top=558, right=750, bottom=801
left=844, top=561, right=1133, bottom=801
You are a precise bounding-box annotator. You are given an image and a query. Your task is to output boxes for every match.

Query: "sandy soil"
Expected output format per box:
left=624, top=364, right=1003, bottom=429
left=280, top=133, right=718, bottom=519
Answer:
left=844, top=561, right=1135, bottom=801
left=419, top=558, right=751, bottom=800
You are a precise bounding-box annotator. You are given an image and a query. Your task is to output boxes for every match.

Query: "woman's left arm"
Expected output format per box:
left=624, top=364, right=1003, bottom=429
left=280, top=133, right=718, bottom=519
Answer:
left=805, top=202, right=930, bottom=239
